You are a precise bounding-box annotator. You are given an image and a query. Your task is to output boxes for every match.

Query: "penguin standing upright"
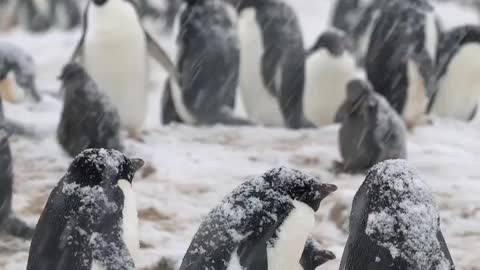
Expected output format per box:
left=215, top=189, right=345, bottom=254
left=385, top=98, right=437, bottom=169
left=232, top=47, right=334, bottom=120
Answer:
left=179, top=167, right=337, bottom=270
left=335, top=80, right=407, bottom=174
left=429, top=25, right=480, bottom=121
left=339, top=159, right=455, bottom=270
left=71, top=0, right=177, bottom=139
left=57, top=63, right=123, bottom=157
left=27, top=148, right=144, bottom=270
left=234, top=0, right=313, bottom=128
left=161, top=0, right=252, bottom=126
left=0, top=120, right=35, bottom=239
left=365, top=0, right=438, bottom=129
left=0, top=42, right=42, bottom=102
left=304, top=29, right=359, bottom=127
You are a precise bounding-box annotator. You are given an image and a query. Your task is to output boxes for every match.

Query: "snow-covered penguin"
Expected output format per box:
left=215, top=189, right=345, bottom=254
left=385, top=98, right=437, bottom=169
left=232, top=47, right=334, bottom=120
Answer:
left=27, top=148, right=144, bottom=270
left=0, top=42, right=41, bottom=102
left=57, top=63, right=123, bottom=158
left=71, top=0, right=177, bottom=139
left=300, top=238, right=336, bottom=270
left=0, top=123, right=35, bottom=239
left=233, top=0, right=313, bottom=128
left=428, top=25, right=480, bottom=121
left=304, top=29, right=359, bottom=127
left=331, top=0, right=381, bottom=34
left=161, top=0, right=252, bottom=126
left=339, top=159, right=455, bottom=270
left=179, top=167, right=337, bottom=270
left=365, top=0, right=438, bottom=129
left=335, top=80, right=407, bottom=174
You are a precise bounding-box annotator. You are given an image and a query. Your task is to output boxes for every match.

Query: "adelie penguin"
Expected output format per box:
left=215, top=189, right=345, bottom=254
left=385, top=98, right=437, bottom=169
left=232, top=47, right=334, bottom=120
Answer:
left=335, top=80, right=407, bottom=174
left=300, top=238, right=336, bottom=270
left=365, top=0, right=439, bottom=129
left=428, top=25, right=480, bottom=121
left=179, top=167, right=337, bottom=270
left=0, top=123, right=35, bottom=239
left=4, top=0, right=80, bottom=32
left=339, top=159, right=455, bottom=270
left=304, top=29, right=359, bottom=127
left=0, top=42, right=41, bottom=103
left=27, top=148, right=144, bottom=270
left=161, top=0, right=252, bottom=126
left=70, top=0, right=177, bottom=140
left=57, top=63, right=123, bottom=158
left=230, top=0, right=313, bottom=129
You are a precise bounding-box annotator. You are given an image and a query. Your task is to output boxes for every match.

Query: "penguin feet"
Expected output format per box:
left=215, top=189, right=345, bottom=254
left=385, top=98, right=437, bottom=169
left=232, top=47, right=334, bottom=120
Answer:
left=128, top=131, right=145, bottom=143
left=0, top=215, right=35, bottom=240
left=330, top=161, right=368, bottom=175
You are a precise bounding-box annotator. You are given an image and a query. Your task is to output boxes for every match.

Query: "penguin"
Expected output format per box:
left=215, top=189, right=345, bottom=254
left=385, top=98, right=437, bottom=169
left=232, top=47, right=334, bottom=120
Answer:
left=0, top=122, right=35, bottom=239
left=331, top=0, right=379, bottom=34
left=428, top=25, right=480, bottom=121
left=50, top=0, right=82, bottom=30
left=300, top=238, right=336, bottom=270
left=304, top=29, right=359, bottom=127
left=13, top=0, right=52, bottom=32
left=179, top=167, right=337, bottom=270
left=57, top=63, right=123, bottom=158
left=234, top=0, right=313, bottom=129
left=365, top=0, right=438, bottom=129
left=335, top=80, right=407, bottom=174
left=161, top=0, right=252, bottom=126
left=0, top=42, right=42, bottom=102
left=339, top=159, right=455, bottom=270
left=70, top=0, right=178, bottom=139
left=27, top=148, right=144, bottom=270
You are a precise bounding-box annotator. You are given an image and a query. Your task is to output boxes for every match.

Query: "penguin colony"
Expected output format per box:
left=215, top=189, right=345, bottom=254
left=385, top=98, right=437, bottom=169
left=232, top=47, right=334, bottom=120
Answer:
left=0, top=0, right=477, bottom=268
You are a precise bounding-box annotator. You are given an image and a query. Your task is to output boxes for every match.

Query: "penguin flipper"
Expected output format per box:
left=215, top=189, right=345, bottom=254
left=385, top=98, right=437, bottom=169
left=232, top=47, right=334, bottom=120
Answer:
left=436, top=230, right=455, bottom=269
left=146, top=32, right=179, bottom=81
left=468, top=104, right=478, bottom=122
left=69, top=1, right=89, bottom=63
left=0, top=214, right=35, bottom=239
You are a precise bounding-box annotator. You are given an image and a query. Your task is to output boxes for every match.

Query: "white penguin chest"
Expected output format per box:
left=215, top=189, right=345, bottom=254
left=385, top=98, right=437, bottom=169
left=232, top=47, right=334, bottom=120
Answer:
left=432, top=44, right=480, bottom=120
left=84, top=1, right=148, bottom=129
left=238, top=8, right=284, bottom=127
left=304, top=50, right=358, bottom=126
left=267, top=201, right=315, bottom=270
left=404, top=60, right=428, bottom=127
left=117, top=180, right=140, bottom=261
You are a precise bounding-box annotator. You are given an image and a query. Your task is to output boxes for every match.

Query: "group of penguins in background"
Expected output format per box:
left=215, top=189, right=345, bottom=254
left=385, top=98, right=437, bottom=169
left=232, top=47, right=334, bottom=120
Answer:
left=0, top=0, right=477, bottom=268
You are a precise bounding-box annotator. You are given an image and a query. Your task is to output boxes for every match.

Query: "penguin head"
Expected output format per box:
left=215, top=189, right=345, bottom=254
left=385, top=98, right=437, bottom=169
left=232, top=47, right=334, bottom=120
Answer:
left=92, top=0, right=108, bottom=6
left=264, top=167, right=337, bottom=212
left=66, top=148, right=144, bottom=188
left=310, top=29, right=352, bottom=56
left=300, top=239, right=336, bottom=270
left=59, top=62, right=87, bottom=83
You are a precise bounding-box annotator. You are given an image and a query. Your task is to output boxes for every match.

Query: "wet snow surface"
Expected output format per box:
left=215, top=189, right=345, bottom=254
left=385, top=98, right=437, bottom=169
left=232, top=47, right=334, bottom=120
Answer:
left=0, top=0, right=479, bottom=269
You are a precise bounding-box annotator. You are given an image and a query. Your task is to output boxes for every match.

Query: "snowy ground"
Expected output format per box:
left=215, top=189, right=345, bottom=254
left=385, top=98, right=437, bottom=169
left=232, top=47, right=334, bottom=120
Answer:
left=0, top=0, right=480, bottom=269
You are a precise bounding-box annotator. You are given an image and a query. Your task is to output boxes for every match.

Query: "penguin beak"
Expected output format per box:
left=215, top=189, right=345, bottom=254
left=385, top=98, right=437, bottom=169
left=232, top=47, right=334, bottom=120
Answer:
left=130, top=158, right=145, bottom=172
left=321, top=183, right=337, bottom=194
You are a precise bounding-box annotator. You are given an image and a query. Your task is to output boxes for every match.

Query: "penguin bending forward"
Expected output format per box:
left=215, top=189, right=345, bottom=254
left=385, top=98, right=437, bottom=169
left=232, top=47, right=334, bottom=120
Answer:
left=161, top=0, right=252, bottom=126
left=340, top=159, right=455, bottom=270
left=335, top=80, right=407, bottom=174
left=233, top=0, right=313, bottom=128
left=71, top=0, right=178, bottom=139
left=179, top=167, right=337, bottom=270
left=428, top=25, right=480, bottom=121
left=57, top=63, right=123, bottom=157
left=0, top=42, right=42, bottom=102
left=27, top=149, right=144, bottom=270
left=304, top=29, right=359, bottom=127
left=0, top=123, right=35, bottom=239
left=365, top=0, right=438, bottom=129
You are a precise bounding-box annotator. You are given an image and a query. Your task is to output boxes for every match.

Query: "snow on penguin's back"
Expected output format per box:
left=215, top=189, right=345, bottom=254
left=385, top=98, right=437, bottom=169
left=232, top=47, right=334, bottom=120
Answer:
left=365, top=159, right=453, bottom=270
